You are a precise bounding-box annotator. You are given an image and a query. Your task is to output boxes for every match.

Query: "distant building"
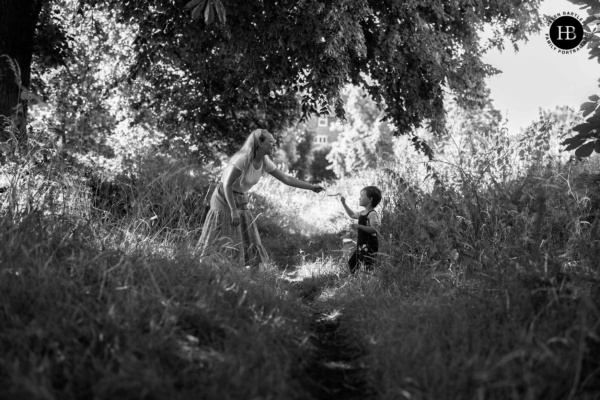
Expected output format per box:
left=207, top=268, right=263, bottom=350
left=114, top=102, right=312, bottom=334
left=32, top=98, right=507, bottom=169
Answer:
left=308, top=115, right=343, bottom=148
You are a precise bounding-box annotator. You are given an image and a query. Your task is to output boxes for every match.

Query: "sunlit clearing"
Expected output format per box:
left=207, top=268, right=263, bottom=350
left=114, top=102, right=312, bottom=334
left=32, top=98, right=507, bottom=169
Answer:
left=254, top=174, right=353, bottom=235
left=286, top=257, right=343, bottom=280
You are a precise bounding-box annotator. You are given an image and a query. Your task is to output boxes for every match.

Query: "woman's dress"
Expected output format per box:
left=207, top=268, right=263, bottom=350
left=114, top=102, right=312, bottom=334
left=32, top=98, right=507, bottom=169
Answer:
left=198, top=154, right=276, bottom=268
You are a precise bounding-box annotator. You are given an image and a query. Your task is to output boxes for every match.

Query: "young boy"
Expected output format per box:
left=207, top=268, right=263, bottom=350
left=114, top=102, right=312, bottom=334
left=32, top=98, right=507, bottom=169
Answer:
left=340, top=186, right=382, bottom=274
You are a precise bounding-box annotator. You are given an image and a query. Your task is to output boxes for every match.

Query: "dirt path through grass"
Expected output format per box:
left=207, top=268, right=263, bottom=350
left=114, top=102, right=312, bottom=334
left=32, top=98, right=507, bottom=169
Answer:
left=303, top=306, right=375, bottom=400
left=269, top=240, right=374, bottom=398
left=261, top=210, right=376, bottom=399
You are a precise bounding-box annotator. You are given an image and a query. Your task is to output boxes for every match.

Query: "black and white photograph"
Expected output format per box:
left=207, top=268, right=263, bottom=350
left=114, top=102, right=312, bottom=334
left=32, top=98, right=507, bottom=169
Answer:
left=1, top=0, right=599, bottom=398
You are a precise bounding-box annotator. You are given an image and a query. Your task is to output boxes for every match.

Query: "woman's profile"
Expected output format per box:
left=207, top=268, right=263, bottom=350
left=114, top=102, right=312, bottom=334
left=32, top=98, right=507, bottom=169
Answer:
left=198, top=128, right=324, bottom=268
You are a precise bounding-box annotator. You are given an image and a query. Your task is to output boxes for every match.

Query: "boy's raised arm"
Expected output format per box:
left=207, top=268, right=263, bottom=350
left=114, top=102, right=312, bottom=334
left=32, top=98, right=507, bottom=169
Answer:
left=340, top=196, right=358, bottom=219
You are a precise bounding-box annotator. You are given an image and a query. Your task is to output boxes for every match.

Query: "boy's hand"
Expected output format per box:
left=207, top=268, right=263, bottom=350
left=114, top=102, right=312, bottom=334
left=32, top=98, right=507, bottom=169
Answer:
left=350, top=223, right=358, bottom=230
left=340, top=196, right=346, bottom=204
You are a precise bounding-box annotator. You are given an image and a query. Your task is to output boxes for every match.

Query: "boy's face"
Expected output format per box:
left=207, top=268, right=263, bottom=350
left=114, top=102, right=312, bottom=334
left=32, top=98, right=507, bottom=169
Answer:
left=359, top=190, right=371, bottom=207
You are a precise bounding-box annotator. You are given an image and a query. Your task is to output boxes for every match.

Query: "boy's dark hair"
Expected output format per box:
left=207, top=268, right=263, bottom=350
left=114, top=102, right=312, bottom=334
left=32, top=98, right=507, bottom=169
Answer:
left=363, top=186, right=382, bottom=208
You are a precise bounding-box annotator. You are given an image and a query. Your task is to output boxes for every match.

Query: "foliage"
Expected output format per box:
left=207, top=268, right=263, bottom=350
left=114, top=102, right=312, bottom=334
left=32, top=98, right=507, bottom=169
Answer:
left=0, top=0, right=46, bottom=143
left=562, top=0, right=600, bottom=157
left=288, top=126, right=315, bottom=182
left=275, top=117, right=336, bottom=183
left=76, top=0, right=301, bottom=155
left=305, top=111, right=600, bottom=399
left=518, top=106, right=586, bottom=166
left=336, top=104, right=596, bottom=273
left=331, top=264, right=599, bottom=400
left=70, top=0, right=544, bottom=156
left=563, top=82, right=600, bottom=157
left=27, top=1, right=174, bottom=179
left=185, top=0, right=227, bottom=25
left=2, top=97, right=600, bottom=398
left=0, top=152, right=316, bottom=400
left=275, top=121, right=315, bottom=181
left=328, top=86, right=395, bottom=177
left=264, top=108, right=600, bottom=398
left=2, top=0, right=544, bottom=159
left=442, top=88, right=503, bottom=138
left=3, top=3, right=600, bottom=396
left=0, top=216, right=313, bottom=400
left=32, top=0, right=74, bottom=71
left=309, top=147, right=337, bottom=183
left=431, top=105, right=586, bottom=201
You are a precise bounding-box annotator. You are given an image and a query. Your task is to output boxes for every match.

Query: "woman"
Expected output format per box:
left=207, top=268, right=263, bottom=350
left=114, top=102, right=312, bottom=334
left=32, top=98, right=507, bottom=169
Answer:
left=198, top=128, right=324, bottom=268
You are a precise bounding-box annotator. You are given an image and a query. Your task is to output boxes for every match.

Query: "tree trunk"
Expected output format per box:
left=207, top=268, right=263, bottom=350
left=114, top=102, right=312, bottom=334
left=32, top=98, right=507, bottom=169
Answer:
left=0, top=0, right=44, bottom=145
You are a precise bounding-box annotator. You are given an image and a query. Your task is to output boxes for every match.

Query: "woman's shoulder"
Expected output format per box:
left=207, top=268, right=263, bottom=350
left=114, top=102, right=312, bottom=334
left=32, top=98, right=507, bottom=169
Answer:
left=230, top=153, right=250, bottom=170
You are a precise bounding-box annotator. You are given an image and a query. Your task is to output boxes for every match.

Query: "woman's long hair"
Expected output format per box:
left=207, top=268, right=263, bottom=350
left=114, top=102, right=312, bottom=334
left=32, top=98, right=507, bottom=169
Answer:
left=227, top=129, right=269, bottom=174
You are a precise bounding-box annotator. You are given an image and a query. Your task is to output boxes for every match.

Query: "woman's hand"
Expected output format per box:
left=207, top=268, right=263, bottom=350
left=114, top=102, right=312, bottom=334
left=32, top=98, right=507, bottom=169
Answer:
left=350, top=223, right=359, bottom=230
left=230, top=210, right=240, bottom=226
left=311, top=185, right=325, bottom=193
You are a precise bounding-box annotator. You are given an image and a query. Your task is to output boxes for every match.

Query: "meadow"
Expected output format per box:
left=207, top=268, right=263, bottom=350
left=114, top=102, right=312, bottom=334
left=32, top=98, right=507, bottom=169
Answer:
left=1, top=115, right=600, bottom=400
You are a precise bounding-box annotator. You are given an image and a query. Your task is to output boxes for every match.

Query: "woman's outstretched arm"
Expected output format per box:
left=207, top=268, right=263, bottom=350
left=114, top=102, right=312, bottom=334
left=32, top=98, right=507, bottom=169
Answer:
left=268, top=168, right=324, bottom=192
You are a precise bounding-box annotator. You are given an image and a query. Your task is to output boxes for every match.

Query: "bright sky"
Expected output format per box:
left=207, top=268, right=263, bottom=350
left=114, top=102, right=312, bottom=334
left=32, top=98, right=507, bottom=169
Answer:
left=482, top=0, right=598, bottom=133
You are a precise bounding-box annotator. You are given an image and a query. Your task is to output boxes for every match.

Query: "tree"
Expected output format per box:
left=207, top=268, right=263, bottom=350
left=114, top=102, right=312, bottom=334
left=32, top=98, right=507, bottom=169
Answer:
left=520, top=106, right=585, bottom=167
left=432, top=88, right=503, bottom=162
left=2, top=0, right=543, bottom=156
left=78, top=0, right=302, bottom=155
left=327, top=86, right=395, bottom=177
left=0, top=1, right=45, bottom=143
left=108, top=0, right=542, bottom=155
left=276, top=121, right=315, bottom=180
left=433, top=104, right=583, bottom=191
left=27, top=2, right=165, bottom=175
left=309, top=147, right=337, bottom=183
left=561, top=0, right=600, bottom=158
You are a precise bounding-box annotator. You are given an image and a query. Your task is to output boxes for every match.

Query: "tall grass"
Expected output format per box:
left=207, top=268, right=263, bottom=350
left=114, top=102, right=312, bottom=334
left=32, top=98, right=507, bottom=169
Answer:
left=286, top=119, right=600, bottom=399
left=0, top=152, right=317, bottom=399
left=2, top=108, right=600, bottom=399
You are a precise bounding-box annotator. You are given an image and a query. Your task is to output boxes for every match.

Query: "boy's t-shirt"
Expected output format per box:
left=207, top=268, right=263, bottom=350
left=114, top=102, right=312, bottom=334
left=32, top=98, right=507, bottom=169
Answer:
left=360, top=209, right=380, bottom=235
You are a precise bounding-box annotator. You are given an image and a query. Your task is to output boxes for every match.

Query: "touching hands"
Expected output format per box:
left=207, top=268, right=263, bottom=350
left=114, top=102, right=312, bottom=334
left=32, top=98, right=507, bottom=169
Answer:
left=230, top=210, right=240, bottom=226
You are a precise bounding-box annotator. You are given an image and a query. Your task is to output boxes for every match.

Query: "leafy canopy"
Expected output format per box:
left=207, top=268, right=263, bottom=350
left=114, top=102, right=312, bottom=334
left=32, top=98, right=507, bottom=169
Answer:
left=79, top=0, right=542, bottom=156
